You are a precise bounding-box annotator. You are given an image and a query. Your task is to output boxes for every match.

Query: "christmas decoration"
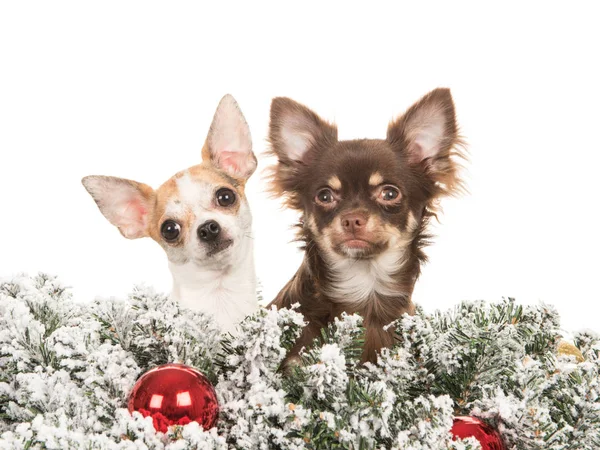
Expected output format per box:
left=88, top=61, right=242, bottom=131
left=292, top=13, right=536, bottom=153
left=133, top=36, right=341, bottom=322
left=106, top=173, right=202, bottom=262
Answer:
left=451, top=416, right=505, bottom=450
left=128, top=363, right=219, bottom=433
left=557, top=340, right=585, bottom=362
left=1, top=274, right=599, bottom=450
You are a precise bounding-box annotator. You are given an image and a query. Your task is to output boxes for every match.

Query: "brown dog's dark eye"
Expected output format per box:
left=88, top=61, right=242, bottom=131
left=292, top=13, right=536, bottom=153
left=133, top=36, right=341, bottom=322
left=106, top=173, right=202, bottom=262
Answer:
left=315, top=188, right=335, bottom=205
left=216, top=188, right=236, bottom=207
left=379, top=186, right=401, bottom=203
left=160, top=220, right=181, bottom=242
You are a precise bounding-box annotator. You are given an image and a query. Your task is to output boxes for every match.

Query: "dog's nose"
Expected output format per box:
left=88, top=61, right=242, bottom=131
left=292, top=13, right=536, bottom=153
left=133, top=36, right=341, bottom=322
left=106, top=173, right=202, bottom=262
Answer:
left=198, top=220, right=221, bottom=242
left=341, top=213, right=368, bottom=234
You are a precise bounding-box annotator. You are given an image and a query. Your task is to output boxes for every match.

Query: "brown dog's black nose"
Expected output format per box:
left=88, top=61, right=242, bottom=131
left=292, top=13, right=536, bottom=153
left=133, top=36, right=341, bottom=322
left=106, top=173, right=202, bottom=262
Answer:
left=198, top=220, right=221, bottom=242
left=341, top=213, right=368, bottom=234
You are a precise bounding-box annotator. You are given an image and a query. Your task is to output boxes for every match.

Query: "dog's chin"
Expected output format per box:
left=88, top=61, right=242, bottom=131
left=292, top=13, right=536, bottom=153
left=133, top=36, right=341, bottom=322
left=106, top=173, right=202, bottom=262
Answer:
left=333, top=239, right=386, bottom=259
left=205, top=238, right=234, bottom=258
left=191, top=239, right=234, bottom=266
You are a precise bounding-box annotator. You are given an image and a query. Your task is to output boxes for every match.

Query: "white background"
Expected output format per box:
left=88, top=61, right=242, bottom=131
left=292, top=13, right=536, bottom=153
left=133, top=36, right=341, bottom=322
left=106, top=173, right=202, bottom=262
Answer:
left=1, top=2, right=599, bottom=334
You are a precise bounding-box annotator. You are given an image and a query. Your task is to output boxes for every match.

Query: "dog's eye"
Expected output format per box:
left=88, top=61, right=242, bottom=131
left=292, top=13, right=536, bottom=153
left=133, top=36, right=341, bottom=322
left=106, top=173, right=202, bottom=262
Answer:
left=216, top=188, right=236, bottom=207
left=315, top=188, right=335, bottom=205
left=160, top=220, right=181, bottom=242
left=379, top=186, right=401, bottom=203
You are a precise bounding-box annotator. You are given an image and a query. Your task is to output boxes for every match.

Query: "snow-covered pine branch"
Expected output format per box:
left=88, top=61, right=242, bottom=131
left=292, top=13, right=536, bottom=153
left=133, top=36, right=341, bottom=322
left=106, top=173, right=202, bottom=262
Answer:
left=1, top=274, right=598, bottom=449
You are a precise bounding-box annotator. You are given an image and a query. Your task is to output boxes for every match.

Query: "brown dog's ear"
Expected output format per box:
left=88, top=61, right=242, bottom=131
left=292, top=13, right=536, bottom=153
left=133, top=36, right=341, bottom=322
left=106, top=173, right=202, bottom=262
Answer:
left=82, top=175, right=155, bottom=239
left=268, top=97, right=338, bottom=165
left=268, top=98, right=338, bottom=208
left=387, top=88, right=463, bottom=192
left=204, top=94, right=257, bottom=181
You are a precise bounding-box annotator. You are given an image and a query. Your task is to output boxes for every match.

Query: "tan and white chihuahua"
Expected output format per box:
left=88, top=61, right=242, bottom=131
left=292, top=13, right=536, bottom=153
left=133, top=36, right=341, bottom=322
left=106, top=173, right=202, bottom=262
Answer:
left=82, top=95, right=258, bottom=334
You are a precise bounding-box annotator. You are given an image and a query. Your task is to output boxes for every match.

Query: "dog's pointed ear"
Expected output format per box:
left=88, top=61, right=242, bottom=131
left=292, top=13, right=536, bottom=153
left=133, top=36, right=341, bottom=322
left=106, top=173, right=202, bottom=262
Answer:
left=387, top=88, right=463, bottom=191
left=82, top=175, right=155, bottom=239
left=268, top=97, right=338, bottom=165
left=203, top=94, right=256, bottom=181
left=268, top=98, right=338, bottom=209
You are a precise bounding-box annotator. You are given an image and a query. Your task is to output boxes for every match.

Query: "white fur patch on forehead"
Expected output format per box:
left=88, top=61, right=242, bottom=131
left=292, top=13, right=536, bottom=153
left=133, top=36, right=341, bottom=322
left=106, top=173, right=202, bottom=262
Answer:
left=328, top=175, right=342, bottom=190
left=175, top=171, right=215, bottom=211
left=369, top=172, right=383, bottom=186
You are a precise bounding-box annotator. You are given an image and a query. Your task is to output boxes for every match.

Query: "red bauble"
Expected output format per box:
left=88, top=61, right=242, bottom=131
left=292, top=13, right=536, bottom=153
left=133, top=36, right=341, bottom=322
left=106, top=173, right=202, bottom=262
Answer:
left=451, top=416, right=506, bottom=450
left=128, top=363, right=219, bottom=433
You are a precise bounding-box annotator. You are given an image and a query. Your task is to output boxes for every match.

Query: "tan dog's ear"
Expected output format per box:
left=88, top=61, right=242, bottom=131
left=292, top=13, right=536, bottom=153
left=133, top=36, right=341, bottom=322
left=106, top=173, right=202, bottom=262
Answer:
left=82, top=175, right=155, bottom=239
left=268, top=97, right=337, bottom=165
left=203, top=94, right=256, bottom=181
left=386, top=88, right=463, bottom=192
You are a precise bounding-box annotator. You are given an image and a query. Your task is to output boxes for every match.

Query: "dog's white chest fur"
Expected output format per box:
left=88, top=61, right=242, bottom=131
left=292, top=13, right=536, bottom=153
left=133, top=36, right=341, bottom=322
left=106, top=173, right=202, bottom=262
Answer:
left=169, top=247, right=258, bottom=335
left=326, top=248, right=406, bottom=304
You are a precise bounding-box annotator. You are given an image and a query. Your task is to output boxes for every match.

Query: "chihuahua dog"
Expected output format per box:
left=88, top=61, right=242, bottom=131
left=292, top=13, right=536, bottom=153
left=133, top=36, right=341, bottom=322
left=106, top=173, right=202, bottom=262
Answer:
left=82, top=95, right=258, bottom=334
left=267, top=88, right=464, bottom=364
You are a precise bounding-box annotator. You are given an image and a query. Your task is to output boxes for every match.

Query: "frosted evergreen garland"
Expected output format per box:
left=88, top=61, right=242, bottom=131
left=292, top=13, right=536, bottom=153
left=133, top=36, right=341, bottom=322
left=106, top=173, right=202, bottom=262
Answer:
left=0, top=274, right=598, bottom=449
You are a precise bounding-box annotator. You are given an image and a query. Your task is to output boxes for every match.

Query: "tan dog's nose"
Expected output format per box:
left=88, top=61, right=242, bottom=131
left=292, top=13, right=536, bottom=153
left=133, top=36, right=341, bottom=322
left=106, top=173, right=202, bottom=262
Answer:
left=198, top=220, right=221, bottom=242
left=341, top=213, right=368, bottom=234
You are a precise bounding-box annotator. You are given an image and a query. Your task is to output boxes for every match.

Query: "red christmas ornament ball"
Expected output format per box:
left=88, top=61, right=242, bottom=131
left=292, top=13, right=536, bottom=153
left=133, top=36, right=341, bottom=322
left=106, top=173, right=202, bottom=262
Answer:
left=451, top=416, right=506, bottom=450
left=128, top=363, right=219, bottom=433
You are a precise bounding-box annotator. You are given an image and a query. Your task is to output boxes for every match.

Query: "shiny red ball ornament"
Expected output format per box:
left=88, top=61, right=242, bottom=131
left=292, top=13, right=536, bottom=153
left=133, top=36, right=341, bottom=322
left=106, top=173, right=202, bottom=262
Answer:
left=451, top=416, right=506, bottom=450
left=128, top=363, right=219, bottom=433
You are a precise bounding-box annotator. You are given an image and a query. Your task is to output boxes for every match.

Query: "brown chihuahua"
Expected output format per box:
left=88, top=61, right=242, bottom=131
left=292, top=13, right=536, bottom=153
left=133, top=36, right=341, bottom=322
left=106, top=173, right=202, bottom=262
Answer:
left=267, top=88, right=464, bottom=365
